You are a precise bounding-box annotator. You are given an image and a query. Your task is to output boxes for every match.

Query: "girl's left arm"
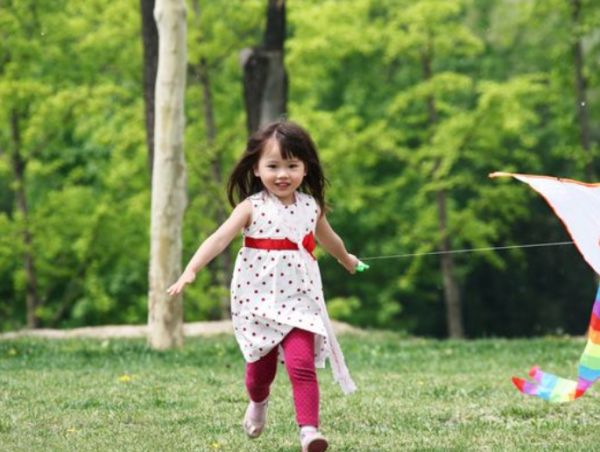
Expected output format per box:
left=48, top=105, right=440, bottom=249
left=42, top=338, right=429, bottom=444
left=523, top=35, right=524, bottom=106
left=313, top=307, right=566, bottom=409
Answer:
left=315, top=213, right=359, bottom=274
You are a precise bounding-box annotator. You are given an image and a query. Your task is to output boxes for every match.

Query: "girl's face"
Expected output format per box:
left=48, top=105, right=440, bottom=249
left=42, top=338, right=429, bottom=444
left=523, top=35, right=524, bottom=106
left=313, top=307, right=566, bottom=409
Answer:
left=253, top=139, right=306, bottom=205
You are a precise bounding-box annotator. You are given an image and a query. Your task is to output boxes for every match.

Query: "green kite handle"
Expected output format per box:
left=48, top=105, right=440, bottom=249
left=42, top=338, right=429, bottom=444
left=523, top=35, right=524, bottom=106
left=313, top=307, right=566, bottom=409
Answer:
left=356, top=261, right=370, bottom=272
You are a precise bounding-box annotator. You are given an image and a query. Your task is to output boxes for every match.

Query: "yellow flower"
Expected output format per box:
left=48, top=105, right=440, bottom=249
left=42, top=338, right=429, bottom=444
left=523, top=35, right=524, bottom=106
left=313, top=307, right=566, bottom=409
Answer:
left=67, top=428, right=77, bottom=434
left=210, top=443, right=222, bottom=450
left=119, top=373, right=140, bottom=382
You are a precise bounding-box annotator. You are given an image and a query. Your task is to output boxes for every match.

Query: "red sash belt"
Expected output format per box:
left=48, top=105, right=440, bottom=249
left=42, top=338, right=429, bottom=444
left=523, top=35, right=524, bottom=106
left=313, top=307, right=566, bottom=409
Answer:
left=244, top=232, right=316, bottom=260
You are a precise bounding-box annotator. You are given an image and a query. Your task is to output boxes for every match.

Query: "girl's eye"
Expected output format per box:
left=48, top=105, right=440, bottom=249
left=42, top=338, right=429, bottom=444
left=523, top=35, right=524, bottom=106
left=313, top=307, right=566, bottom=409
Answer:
left=289, top=164, right=298, bottom=168
left=267, top=165, right=277, bottom=169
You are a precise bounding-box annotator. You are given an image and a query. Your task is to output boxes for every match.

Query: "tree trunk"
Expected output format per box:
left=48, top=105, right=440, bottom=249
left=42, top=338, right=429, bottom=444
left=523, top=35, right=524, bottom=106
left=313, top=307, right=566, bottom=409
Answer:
left=189, top=1, right=232, bottom=319
left=10, top=109, right=40, bottom=329
left=570, top=0, right=592, bottom=181
left=421, top=48, right=465, bottom=339
left=198, top=57, right=232, bottom=319
left=436, top=190, right=464, bottom=339
left=148, top=0, right=188, bottom=349
left=241, top=0, right=287, bottom=134
left=140, top=0, right=159, bottom=180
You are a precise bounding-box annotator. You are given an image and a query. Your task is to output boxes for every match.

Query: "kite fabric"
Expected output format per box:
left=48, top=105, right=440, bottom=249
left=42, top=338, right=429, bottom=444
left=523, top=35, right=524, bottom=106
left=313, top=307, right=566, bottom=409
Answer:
left=490, top=172, right=600, bottom=402
left=512, top=285, right=600, bottom=402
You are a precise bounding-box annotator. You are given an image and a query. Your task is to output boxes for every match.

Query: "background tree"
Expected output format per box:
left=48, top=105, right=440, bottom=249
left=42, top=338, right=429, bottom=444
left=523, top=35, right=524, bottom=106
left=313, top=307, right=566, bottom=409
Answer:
left=186, top=0, right=232, bottom=320
left=0, top=0, right=150, bottom=332
left=140, top=0, right=159, bottom=179
left=241, top=0, right=287, bottom=133
left=148, top=0, right=189, bottom=349
left=1, top=0, right=600, bottom=340
left=286, top=0, right=569, bottom=336
left=0, top=3, right=54, bottom=329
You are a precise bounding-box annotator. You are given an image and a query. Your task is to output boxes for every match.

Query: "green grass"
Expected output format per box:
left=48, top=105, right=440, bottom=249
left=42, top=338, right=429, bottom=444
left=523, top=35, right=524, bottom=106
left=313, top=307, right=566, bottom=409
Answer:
left=1, top=333, right=599, bottom=451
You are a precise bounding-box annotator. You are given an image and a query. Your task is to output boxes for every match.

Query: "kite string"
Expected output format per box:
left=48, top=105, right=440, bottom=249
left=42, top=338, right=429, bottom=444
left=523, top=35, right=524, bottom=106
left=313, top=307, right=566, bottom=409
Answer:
left=358, top=241, right=574, bottom=261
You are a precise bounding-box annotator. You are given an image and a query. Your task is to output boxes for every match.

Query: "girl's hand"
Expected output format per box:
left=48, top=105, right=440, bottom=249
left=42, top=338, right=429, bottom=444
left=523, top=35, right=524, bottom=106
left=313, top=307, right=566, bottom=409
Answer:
left=338, top=254, right=360, bottom=274
left=166, top=269, right=197, bottom=296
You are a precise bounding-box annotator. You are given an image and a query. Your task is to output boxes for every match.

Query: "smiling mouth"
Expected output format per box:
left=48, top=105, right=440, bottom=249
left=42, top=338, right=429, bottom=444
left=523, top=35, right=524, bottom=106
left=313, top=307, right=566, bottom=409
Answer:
left=275, top=182, right=290, bottom=188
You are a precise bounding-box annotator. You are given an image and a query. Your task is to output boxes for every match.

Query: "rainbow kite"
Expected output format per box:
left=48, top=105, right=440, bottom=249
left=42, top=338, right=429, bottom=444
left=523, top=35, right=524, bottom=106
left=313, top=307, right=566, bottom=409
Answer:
left=491, top=172, right=600, bottom=402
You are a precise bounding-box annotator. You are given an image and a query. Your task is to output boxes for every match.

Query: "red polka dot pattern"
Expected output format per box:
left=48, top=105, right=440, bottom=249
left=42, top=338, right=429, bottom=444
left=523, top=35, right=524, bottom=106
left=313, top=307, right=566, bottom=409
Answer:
left=231, top=191, right=328, bottom=366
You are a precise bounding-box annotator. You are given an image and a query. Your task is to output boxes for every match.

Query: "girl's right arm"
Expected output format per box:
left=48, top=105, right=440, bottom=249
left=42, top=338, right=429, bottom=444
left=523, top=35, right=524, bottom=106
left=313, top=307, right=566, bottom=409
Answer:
left=166, top=199, right=252, bottom=296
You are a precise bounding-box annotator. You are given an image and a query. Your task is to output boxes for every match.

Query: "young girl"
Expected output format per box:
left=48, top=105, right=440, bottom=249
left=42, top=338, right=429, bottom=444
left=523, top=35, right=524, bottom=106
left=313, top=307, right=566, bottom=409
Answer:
left=167, top=121, right=358, bottom=452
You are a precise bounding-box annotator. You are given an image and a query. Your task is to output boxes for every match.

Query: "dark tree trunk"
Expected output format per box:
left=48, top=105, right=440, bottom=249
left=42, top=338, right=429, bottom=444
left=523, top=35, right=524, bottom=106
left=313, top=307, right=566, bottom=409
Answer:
left=241, top=0, right=288, bottom=134
left=10, top=109, right=40, bottom=329
left=199, top=57, right=232, bottom=319
left=140, top=0, right=159, bottom=180
left=190, top=1, right=232, bottom=319
left=570, top=0, right=592, bottom=180
left=436, top=190, right=464, bottom=339
left=421, top=48, right=465, bottom=339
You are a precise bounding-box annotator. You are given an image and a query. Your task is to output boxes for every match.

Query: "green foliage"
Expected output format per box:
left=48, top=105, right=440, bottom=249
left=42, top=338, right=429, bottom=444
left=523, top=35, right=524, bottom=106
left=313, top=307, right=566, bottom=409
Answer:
left=1, top=0, right=600, bottom=337
left=287, top=0, right=600, bottom=334
left=326, top=296, right=363, bottom=322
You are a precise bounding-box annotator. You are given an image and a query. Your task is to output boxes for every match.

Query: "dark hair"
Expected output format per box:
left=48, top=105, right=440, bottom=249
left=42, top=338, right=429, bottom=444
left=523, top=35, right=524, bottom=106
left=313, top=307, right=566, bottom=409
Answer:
left=227, top=121, right=328, bottom=214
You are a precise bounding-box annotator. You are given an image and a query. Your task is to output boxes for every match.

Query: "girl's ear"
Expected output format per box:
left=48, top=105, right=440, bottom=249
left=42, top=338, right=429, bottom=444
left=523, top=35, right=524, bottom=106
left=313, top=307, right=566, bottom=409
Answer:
left=253, top=164, right=260, bottom=177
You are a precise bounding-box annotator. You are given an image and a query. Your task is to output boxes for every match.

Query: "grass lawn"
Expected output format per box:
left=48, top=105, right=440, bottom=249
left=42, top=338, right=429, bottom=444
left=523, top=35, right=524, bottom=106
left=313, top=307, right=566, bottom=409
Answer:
left=1, top=332, right=599, bottom=451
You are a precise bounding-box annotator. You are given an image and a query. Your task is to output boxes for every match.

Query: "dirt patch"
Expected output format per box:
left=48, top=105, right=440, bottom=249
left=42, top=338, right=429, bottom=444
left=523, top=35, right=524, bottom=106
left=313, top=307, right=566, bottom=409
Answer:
left=0, top=320, right=362, bottom=340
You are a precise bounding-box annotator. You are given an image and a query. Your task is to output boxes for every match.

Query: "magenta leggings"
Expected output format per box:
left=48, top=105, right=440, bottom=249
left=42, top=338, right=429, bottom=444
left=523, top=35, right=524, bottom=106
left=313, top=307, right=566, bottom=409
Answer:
left=245, top=328, right=319, bottom=427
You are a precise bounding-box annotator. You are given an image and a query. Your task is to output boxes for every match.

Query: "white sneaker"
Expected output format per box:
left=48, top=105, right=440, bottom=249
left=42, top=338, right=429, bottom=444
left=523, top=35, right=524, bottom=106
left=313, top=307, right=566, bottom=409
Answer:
left=301, top=431, right=329, bottom=452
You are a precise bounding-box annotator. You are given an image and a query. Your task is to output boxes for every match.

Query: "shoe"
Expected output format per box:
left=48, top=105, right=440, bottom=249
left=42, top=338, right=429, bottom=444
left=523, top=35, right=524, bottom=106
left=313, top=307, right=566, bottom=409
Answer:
left=242, top=398, right=269, bottom=439
left=301, top=431, right=329, bottom=452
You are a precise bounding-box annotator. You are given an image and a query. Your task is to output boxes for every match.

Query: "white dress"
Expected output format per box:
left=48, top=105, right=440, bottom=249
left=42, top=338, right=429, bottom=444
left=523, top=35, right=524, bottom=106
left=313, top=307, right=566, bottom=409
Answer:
left=230, top=190, right=356, bottom=394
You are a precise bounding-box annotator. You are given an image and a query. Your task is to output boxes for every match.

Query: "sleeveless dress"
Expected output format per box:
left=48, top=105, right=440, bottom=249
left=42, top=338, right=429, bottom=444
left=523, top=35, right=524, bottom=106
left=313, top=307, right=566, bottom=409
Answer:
left=230, top=190, right=356, bottom=394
